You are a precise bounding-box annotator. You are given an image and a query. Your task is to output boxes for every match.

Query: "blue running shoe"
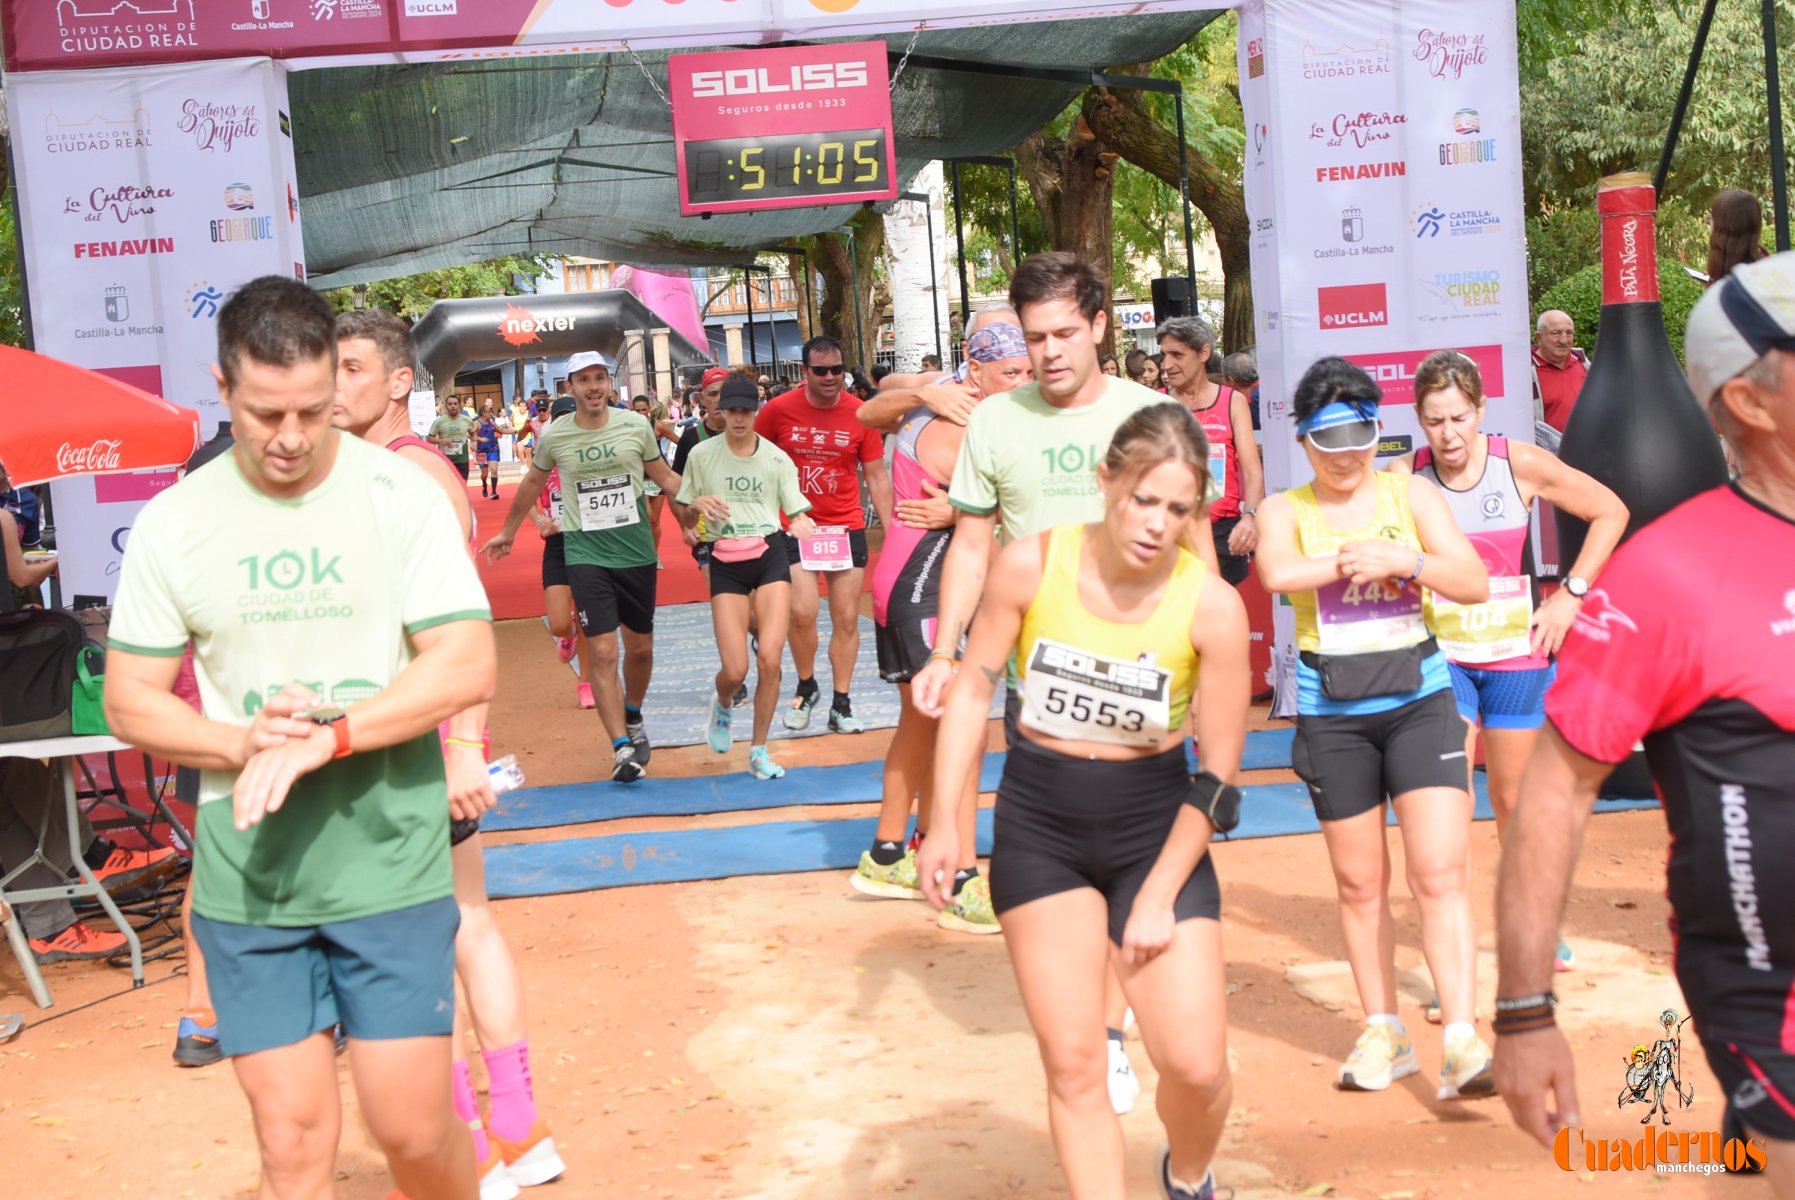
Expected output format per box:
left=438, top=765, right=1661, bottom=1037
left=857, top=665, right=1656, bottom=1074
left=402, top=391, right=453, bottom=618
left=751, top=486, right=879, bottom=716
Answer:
left=707, top=698, right=733, bottom=753
left=748, top=746, right=785, bottom=779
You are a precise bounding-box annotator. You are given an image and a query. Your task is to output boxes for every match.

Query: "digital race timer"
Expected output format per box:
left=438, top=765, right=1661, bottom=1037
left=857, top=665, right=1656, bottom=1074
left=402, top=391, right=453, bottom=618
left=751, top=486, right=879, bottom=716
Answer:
left=670, top=43, right=899, bottom=216
left=685, top=129, right=890, bottom=206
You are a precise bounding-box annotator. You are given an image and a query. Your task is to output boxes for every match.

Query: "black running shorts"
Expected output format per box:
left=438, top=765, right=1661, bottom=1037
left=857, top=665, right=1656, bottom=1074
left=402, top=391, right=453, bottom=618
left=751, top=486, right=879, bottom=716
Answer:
left=991, top=737, right=1220, bottom=945
left=567, top=561, right=657, bottom=636
left=875, top=527, right=949, bottom=683
left=1210, top=516, right=1251, bottom=587
left=1291, top=687, right=1470, bottom=821
left=708, top=538, right=792, bottom=598
left=1704, top=1039, right=1795, bottom=1143
left=540, top=532, right=569, bottom=591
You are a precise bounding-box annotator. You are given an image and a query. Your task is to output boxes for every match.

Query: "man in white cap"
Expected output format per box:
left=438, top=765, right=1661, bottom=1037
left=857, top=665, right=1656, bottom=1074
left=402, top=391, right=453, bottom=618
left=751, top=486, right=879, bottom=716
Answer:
left=1494, top=252, right=1795, bottom=1193
left=483, top=350, right=681, bottom=782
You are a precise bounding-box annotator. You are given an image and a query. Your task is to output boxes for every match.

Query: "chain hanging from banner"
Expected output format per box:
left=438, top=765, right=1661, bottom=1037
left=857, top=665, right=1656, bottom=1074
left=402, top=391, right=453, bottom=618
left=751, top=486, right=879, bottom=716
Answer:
left=889, top=24, right=927, bottom=90
left=621, top=40, right=673, bottom=110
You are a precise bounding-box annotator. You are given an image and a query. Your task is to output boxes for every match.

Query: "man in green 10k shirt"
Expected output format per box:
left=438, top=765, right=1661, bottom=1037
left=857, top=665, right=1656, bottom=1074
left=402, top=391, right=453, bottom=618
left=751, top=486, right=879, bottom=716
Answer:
left=675, top=375, right=815, bottom=780
left=103, top=277, right=495, bottom=1200
left=482, top=350, right=682, bottom=782
left=428, top=396, right=475, bottom=481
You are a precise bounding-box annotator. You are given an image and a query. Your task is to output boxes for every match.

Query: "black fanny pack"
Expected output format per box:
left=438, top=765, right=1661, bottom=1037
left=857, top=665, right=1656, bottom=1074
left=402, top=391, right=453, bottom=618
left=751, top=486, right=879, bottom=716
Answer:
left=1300, top=638, right=1437, bottom=702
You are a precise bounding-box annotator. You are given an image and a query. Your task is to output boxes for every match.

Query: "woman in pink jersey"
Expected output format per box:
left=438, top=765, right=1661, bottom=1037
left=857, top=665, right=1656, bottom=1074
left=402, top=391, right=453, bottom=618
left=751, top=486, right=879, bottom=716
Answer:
left=853, top=323, right=1031, bottom=936
left=1390, top=350, right=1627, bottom=971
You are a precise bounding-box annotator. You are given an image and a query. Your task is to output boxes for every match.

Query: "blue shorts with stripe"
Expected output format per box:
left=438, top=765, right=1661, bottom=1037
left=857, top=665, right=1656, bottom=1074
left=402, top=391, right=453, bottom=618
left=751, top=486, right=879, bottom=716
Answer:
left=1447, top=661, right=1556, bottom=730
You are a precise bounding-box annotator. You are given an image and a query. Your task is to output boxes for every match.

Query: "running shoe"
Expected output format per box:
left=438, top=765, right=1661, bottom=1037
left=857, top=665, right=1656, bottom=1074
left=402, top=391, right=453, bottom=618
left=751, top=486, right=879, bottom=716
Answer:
left=387, top=1143, right=520, bottom=1200
left=748, top=746, right=785, bottom=780
left=90, top=844, right=180, bottom=898
left=576, top=682, right=595, bottom=710
left=937, top=874, right=1000, bottom=935
left=172, top=1008, right=222, bottom=1068
left=1436, top=1027, right=1497, bottom=1101
left=555, top=637, right=577, bottom=664
left=1109, top=1036, right=1142, bottom=1115
left=828, top=705, right=865, bottom=734
left=611, top=743, right=646, bottom=783
left=1336, top=1023, right=1418, bottom=1091
left=1156, top=1145, right=1218, bottom=1200
left=850, top=848, right=923, bottom=900
left=707, top=699, right=733, bottom=754
left=731, top=683, right=749, bottom=708
left=1555, top=936, right=1576, bottom=972
left=625, top=714, right=652, bottom=766
left=1424, top=995, right=1441, bottom=1025
left=488, top=1119, right=567, bottom=1187
left=783, top=687, right=818, bottom=730
left=30, top=921, right=126, bottom=963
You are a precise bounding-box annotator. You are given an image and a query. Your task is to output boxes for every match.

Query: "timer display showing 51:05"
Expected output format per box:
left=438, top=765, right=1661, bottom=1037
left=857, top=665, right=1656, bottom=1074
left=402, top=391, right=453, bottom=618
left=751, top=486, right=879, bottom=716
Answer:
left=686, top=128, right=890, bottom=203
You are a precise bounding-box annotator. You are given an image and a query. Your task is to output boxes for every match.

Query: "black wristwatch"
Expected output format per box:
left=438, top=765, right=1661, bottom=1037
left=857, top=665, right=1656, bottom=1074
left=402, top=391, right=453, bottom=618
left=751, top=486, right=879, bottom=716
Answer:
left=1187, top=770, right=1241, bottom=834
left=1563, top=575, right=1590, bottom=598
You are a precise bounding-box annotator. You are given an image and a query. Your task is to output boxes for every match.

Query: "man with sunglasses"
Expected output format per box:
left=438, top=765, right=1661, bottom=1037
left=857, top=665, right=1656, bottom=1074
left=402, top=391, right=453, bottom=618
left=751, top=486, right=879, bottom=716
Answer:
left=756, top=336, right=892, bottom=733
left=1495, top=254, right=1795, bottom=1193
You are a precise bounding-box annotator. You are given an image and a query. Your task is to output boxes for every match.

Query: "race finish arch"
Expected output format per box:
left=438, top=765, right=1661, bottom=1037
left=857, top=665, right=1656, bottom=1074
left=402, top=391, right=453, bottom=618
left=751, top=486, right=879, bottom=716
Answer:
left=1, top=0, right=1532, bottom=624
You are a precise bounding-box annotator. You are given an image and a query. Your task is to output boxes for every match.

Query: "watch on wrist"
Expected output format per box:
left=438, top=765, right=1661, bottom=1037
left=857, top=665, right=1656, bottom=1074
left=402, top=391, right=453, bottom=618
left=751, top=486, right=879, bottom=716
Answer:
left=1564, top=575, right=1590, bottom=598
left=1240, top=505, right=1257, bottom=517
left=308, top=706, right=352, bottom=760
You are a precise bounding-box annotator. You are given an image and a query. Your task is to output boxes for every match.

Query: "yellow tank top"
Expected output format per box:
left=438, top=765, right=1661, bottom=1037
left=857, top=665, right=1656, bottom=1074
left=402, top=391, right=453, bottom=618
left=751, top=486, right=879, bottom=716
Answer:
left=1015, top=525, right=1205, bottom=746
left=1289, top=472, right=1430, bottom=655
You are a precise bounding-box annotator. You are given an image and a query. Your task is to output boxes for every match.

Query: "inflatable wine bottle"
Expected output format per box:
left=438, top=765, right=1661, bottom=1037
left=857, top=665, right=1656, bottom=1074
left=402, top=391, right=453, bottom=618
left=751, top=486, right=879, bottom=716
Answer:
left=1556, top=173, right=1728, bottom=798
left=1555, top=172, right=1729, bottom=564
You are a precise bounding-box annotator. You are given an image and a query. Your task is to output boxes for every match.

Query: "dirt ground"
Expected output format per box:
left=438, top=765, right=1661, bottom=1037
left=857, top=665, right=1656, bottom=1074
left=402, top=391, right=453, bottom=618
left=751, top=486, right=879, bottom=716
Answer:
left=0, top=616, right=1768, bottom=1199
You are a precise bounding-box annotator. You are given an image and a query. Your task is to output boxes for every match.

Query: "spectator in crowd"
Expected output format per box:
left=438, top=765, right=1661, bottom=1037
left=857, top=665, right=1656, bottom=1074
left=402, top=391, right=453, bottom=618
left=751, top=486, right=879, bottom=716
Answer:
left=1099, top=353, right=1120, bottom=377
left=1218, top=351, right=1261, bottom=431
left=1706, top=188, right=1770, bottom=286
left=1125, top=348, right=1163, bottom=391
left=0, top=463, right=43, bottom=550
left=1531, top=310, right=1588, bottom=433
left=918, top=355, right=942, bottom=373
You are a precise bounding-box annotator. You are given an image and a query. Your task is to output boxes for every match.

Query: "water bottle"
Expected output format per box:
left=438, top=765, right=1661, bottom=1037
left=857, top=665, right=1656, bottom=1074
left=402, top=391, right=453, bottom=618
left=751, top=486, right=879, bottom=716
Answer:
left=487, top=754, right=525, bottom=795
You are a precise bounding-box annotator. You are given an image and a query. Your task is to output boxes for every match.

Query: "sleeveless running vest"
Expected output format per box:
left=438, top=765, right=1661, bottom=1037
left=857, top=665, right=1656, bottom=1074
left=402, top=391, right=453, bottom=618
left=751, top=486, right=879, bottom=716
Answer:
left=1288, top=471, right=1428, bottom=655
left=387, top=433, right=477, bottom=543
left=1016, top=525, right=1205, bottom=746
left=1414, top=435, right=1544, bottom=670
left=1189, top=385, right=1241, bottom=519
left=871, top=407, right=948, bottom=626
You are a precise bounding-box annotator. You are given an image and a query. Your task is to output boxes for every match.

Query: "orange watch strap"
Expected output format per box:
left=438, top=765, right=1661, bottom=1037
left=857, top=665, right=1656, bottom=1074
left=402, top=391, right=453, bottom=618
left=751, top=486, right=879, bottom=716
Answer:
left=331, top=716, right=352, bottom=760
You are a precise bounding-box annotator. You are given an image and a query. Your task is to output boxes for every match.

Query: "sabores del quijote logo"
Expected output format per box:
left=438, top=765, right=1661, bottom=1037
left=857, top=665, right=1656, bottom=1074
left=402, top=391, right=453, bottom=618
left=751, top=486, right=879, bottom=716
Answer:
left=1413, top=28, right=1489, bottom=80
left=177, top=99, right=262, bottom=153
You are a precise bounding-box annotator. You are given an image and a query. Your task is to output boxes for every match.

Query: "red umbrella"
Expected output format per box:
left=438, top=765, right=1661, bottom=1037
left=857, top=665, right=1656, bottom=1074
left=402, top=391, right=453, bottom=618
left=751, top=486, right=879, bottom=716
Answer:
left=0, top=345, right=200, bottom=486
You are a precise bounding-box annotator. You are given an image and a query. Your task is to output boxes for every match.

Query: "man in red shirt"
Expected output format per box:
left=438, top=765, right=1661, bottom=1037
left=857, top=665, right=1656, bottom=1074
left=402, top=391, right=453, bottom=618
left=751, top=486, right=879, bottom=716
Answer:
left=1531, top=309, right=1588, bottom=433
left=757, top=336, right=893, bottom=732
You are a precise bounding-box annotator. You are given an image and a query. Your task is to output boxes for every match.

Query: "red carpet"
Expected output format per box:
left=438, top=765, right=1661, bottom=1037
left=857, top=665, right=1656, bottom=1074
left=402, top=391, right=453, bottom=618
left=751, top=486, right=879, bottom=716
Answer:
left=471, top=479, right=877, bottom=620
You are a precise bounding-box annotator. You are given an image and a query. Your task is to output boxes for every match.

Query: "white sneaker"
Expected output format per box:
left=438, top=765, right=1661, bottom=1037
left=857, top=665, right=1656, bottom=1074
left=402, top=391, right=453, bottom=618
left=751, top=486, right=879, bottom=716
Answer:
left=1108, top=1036, right=1141, bottom=1115
left=1437, top=1027, right=1497, bottom=1100
left=1337, top=1022, right=1419, bottom=1091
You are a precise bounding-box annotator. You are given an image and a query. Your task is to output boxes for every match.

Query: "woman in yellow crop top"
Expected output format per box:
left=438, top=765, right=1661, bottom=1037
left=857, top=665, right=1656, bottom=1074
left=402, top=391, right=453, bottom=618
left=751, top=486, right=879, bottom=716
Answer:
left=920, top=403, right=1251, bottom=1200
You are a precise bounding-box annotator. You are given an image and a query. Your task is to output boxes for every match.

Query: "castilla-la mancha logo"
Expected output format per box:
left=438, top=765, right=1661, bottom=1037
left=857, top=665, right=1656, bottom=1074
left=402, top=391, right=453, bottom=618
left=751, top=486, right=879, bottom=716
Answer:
left=57, top=439, right=124, bottom=473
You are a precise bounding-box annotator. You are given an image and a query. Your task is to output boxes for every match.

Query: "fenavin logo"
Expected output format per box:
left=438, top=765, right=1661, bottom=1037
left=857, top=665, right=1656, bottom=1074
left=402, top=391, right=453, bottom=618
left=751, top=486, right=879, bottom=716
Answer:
left=690, top=62, right=870, bottom=98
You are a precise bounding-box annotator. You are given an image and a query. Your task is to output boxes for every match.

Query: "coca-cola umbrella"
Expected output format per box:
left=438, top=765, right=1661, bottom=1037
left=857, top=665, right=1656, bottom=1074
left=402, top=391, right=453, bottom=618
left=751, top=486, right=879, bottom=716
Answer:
left=0, top=345, right=200, bottom=486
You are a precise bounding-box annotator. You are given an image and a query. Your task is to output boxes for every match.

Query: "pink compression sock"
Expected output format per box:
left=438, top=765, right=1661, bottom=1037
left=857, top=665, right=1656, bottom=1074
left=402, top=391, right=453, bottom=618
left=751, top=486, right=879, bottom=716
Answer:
left=452, top=1058, right=490, bottom=1161
left=482, top=1039, right=538, bottom=1142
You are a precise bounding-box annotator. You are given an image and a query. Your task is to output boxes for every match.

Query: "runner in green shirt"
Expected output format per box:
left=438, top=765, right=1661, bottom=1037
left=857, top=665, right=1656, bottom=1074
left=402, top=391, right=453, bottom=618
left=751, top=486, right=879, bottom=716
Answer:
left=103, top=276, right=493, bottom=1200
left=481, top=350, right=681, bottom=782
left=428, top=397, right=475, bottom=481
left=674, top=375, right=815, bottom=779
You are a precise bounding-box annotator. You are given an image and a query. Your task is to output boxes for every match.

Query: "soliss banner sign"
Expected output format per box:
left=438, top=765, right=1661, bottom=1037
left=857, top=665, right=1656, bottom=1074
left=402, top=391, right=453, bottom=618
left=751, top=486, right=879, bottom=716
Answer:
left=668, top=42, right=897, bottom=216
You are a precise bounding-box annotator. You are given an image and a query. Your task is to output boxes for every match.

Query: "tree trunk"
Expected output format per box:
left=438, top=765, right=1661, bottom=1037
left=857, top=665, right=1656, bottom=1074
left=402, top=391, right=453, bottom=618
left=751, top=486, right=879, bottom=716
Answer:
left=784, top=251, right=814, bottom=344
left=1083, top=85, right=1254, bottom=354
left=883, top=160, right=951, bottom=371
left=1014, top=113, right=1118, bottom=353
left=812, top=207, right=886, bottom=369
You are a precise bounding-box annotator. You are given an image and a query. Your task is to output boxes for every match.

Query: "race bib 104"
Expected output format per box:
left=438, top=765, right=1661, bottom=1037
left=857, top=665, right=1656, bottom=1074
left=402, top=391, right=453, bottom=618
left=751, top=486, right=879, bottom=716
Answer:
left=1019, top=637, right=1172, bottom=747
left=1433, top=574, right=1533, bottom=663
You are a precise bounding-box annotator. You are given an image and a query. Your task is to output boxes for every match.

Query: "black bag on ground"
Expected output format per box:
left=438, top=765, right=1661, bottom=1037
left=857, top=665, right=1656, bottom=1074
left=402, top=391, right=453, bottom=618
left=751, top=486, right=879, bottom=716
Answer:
left=0, top=609, right=105, bottom=742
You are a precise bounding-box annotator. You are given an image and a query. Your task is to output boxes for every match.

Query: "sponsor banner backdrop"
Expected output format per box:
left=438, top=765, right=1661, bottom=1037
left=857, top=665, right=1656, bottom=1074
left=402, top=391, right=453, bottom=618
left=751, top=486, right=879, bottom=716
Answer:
left=3, top=1, right=1228, bottom=73
left=8, top=58, right=306, bottom=600
left=1239, top=0, right=1530, bottom=712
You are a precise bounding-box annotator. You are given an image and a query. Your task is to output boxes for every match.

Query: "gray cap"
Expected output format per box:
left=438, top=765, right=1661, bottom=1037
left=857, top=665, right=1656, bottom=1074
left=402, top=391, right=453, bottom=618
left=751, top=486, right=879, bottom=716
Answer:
left=1686, top=251, right=1795, bottom=406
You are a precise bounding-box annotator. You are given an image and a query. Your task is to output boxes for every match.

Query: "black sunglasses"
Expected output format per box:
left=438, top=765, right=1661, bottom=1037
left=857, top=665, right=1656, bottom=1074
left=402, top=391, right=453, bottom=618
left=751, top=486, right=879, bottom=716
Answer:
left=807, top=364, right=846, bottom=376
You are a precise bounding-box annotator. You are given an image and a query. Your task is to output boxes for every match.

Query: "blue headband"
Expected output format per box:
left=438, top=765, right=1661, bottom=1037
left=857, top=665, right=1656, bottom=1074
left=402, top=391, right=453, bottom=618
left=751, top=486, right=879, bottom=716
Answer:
left=1296, top=398, right=1380, bottom=437
left=966, top=322, right=1027, bottom=362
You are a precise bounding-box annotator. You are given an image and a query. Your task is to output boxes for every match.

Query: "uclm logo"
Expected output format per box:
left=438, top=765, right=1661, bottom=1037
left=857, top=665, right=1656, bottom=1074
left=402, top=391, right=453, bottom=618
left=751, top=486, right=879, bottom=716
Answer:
left=690, top=62, right=870, bottom=98
left=1318, top=283, right=1388, bottom=329
left=497, top=304, right=574, bottom=349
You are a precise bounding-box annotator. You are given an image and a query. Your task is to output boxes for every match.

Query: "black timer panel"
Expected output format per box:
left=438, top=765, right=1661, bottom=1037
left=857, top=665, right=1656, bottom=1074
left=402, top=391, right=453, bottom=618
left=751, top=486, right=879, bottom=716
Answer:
left=684, top=128, right=891, bottom=205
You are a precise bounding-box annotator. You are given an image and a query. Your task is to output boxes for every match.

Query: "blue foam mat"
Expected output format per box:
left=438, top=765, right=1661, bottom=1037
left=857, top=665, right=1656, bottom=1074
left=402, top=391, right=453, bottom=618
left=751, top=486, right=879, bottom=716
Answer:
left=486, top=729, right=1296, bottom=833
left=483, top=773, right=1659, bottom=898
